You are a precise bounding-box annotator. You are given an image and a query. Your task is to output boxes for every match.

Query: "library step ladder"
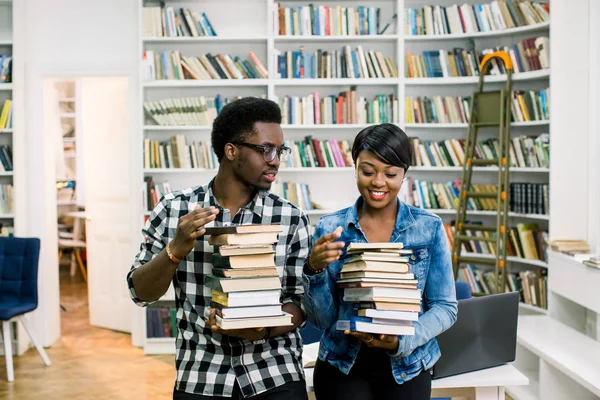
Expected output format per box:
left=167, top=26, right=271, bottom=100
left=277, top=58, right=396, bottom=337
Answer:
left=451, top=51, right=513, bottom=295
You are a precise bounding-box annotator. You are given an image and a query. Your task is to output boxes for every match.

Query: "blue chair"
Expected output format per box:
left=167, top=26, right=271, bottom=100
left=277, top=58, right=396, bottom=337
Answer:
left=455, top=280, right=472, bottom=300
left=0, top=237, right=51, bottom=381
left=301, top=281, right=472, bottom=345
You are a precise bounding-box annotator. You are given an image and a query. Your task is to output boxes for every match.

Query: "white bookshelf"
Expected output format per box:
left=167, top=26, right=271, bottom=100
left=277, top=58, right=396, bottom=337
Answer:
left=136, top=0, right=551, bottom=354
left=0, top=0, right=26, bottom=358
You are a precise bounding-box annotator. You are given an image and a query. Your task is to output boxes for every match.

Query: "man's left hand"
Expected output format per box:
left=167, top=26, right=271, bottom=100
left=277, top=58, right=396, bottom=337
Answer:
left=344, top=330, right=399, bottom=351
left=206, top=309, right=267, bottom=341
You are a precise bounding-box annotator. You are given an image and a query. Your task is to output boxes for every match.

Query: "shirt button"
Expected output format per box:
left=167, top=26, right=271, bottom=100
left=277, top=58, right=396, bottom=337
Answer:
left=410, top=255, right=416, bottom=261
left=401, top=372, right=407, bottom=379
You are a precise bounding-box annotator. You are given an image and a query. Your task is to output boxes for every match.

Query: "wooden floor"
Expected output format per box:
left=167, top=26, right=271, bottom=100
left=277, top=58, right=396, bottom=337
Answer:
left=0, top=256, right=176, bottom=400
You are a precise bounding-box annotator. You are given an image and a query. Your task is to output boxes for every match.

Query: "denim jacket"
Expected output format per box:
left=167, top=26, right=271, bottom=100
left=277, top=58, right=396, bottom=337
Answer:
left=302, top=197, right=458, bottom=384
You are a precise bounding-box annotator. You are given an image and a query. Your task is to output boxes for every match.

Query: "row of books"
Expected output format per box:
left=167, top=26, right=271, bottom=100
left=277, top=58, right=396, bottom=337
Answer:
left=142, top=6, right=217, bottom=38
left=274, top=4, right=391, bottom=37
left=143, top=51, right=268, bottom=81
left=275, top=91, right=399, bottom=126
left=0, top=99, right=12, bottom=129
left=406, top=36, right=549, bottom=78
left=281, top=138, right=353, bottom=169
left=406, top=88, right=549, bottom=124
left=336, top=243, right=420, bottom=337
left=143, top=95, right=251, bottom=126
left=458, top=265, right=547, bottom=310
left=143, top=177, right=172, bottom=212
left=146, top=306, right=177, bottom=338
left=400, top=178, right=548, bottom=216
left=410, top=134, right=550, bottom=169
left=405, top=1, right=549, bottom=37
left=274, top=46, right=398, bottom=79
left=143, top=137, right=217, bottom=170
left=444, top=222, right=548, bottom=262
left=142, top=133, right=549, bottom=171
left=270, top=181, right=314, bottom=211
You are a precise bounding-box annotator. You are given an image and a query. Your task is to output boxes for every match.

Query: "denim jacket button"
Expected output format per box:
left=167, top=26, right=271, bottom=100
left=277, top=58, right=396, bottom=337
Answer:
left=401, top=372, right=407, bottom=379
left=410, top=255, right=416, bottom=261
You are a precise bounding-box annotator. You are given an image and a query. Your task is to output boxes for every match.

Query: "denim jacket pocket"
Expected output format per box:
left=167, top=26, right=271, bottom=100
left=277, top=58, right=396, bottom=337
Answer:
left=406, top=247, right=429, bottom=288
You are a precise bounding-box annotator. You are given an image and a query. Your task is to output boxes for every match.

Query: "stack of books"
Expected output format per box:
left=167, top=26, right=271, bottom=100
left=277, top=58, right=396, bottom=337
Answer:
left=335, top=242, right=421, bottom=336
left=204, top=224, right=293, bottom=330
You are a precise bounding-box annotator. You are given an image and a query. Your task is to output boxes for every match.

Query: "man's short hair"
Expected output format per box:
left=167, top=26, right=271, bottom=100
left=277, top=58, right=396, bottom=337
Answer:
left=211, top=97, right=282, bottom=161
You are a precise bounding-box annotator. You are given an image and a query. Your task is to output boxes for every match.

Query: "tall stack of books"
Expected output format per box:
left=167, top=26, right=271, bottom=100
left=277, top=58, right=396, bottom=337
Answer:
left=336, top=242, right=421, bottom=336
left=204, top=224, right=293, bottom=330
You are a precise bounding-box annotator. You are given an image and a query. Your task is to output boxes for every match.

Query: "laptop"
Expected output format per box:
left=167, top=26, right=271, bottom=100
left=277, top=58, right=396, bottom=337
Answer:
left=432, top=291, right=519, bottom=379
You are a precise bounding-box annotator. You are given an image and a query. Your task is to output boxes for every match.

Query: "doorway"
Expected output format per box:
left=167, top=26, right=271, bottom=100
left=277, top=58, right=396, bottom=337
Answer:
left=45, top=76, right=135, bottom=341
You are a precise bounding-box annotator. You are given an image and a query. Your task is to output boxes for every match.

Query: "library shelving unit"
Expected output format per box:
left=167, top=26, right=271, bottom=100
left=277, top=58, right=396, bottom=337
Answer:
left=135, top=0, right=551, bottom=355
left=0, top=0, right=26, bottom=357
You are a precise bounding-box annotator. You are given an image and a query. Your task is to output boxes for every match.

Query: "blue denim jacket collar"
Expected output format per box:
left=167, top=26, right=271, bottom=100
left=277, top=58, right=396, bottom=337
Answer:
left=345, top=197, right=417, bottom=242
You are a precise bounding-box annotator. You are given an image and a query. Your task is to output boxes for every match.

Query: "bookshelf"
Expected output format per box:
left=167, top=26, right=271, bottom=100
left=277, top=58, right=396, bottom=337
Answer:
left=136, top=0, right=551, bottom=354
left=0, top=0, right=25, bottom=358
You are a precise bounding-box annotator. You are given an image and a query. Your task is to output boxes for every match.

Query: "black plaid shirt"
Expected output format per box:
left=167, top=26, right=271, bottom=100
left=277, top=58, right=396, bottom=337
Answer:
left=127, top=179, right=310, bottom=398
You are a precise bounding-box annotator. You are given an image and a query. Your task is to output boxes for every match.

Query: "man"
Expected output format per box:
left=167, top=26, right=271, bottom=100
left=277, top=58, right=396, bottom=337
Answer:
left=127, top=97, right=310, bottom=400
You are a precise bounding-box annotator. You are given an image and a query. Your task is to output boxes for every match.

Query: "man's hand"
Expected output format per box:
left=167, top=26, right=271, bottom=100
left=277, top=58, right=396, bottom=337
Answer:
left=344, top=330, right=399, bottom=351
left=308, top=226, right=345, bottom=271
left=206, top=309, right=267, bottom=341
left=169, top=206, right=219, bottom=260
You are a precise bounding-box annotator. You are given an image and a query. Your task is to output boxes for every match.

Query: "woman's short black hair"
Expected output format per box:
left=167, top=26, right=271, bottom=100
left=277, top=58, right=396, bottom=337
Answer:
left=351, top=123, right=412, bottom=171
left=211, top=97, right=282, bottom=161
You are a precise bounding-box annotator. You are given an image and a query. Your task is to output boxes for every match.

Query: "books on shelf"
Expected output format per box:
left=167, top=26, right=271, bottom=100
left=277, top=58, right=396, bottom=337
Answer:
left=405, top=88, right=549, bottom=124
left=336, top=242, right=420, bottom=336
left=458, top=264, right=547, bottom=310
left=405, top=36, right=549, bottom=78
left=274, top=46, right=398, bottom=79
left=400, top=178, right=548, bottom=216
left=276, top=89, right=399, bottom=125
left=143, top=177, right=171, bottom=212
left=143, top=95, right=257, bottom=126
left=146, top=305, right=177, bottom=338
left=142, top=6, right=217, bottom=38
left=0, top=183, right=14, bottom=215
left=408, top=134, right=549, bottom=169
left=270, top=181, right=314, bottom=211
left=405, top=1, right=549, bottom=36
left=143, top=136, right=217, bottom=170
left=274, top=4, right=392, bottom=36
left=143, top=51, right=267, bottom=81
left=282, top=137, right=352, bottom=169
left=204, top=224, right=293, bottom=330
left=444, top=222, right=548, bottom=263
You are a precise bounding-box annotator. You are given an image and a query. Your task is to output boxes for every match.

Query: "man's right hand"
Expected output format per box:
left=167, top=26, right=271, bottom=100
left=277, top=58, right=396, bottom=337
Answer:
left=308, top=226, right=345, bottom=271
left=169, top=206, right=219, bottom=259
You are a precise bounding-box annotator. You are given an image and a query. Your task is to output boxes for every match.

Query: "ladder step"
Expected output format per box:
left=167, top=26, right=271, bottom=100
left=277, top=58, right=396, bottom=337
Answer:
left=466, top=191, right=497, bottom=198
left=471, top=158, right=499, bottom=166
left=455, top=235, right=496, bottom=243
left=473, top=122, right=500, bottom=127
left=455, top=256, right=497, bottom=265
left=460, top=224, right=498, bottom=232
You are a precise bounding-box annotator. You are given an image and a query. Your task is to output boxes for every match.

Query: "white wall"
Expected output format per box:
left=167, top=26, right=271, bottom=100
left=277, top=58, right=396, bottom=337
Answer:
left=16, top=0, right=139, bottom=346
left=589, top=0, right=600, bottom=255
left=549, top=0, right=590, bottom=242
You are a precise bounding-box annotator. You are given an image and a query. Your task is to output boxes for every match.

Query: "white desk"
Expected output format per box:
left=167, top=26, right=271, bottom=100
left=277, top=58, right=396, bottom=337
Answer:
left=302, top=343, right=529, bottom=400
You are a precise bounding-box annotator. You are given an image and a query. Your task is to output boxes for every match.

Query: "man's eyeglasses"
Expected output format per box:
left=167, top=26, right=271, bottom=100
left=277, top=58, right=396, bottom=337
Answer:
left=231, top=141, right=292, bottom=163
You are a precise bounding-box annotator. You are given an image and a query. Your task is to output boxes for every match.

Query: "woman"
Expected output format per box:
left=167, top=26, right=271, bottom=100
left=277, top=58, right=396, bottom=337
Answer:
left=302, top=123, right=458, bottom=400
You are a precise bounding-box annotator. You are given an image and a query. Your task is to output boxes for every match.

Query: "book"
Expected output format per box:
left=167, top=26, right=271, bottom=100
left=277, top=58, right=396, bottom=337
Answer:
left=208, top=232, right=279, bottom=246
left=215, top=312, right=293, bottom=330
left=205, top=274, right=281, bottom=293
left=212, top=252, right=275, bottom=269
left=211, top=289, right=281, bottom=308
left=218, top=244, right=274, bottom=257
left=212, top=267, right=278, bottom=278
left=212, top=302, right=283, bottom=319
left=204, top=224, right=282, bottom=235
